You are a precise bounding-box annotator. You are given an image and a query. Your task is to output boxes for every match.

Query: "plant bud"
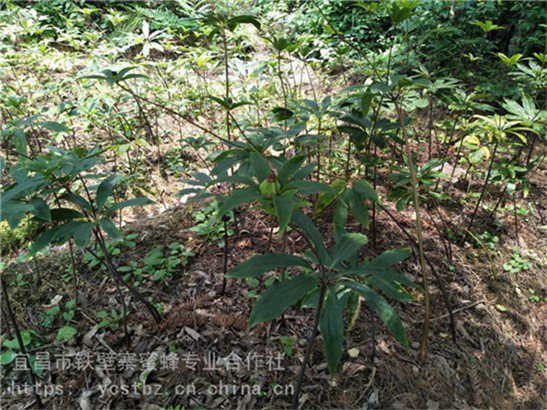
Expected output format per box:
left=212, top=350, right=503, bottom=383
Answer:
left=259, top=171, right=281, bottom=198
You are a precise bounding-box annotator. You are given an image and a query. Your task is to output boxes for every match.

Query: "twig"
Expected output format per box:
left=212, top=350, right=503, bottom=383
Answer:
left=431, top=300, right=486, bottom=322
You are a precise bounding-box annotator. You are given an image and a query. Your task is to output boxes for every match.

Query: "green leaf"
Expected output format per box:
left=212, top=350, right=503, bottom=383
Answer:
left=371, top=133, right=387, bottom=149
left=333, top=199, right=348, bottom=231
left=291, top=161, right=317, bottom=181
left=313, top=179, right=346, bottom=217
left=103, top=197, right=154, bottom=214
left=4, top=203, right=31, bottom=229
left=99, top=218, right=121, bottom=240
left=278, top=155, right=306, bottom=184
left=414, top=98, right=429, bottom=109
left=284, top=180, right=331, bottom=195
left=73, top=222, right=95, bottom=248
left=353, top=180, right=379, bottom=203
left=217, top=188, right=260, bottom=218
left=0, top=177, right=46, bottom=203
left=497, top=53, right=522, bottom=66
left=291, top=210, right=329, bottom=263
left=360, top=92, right=373, bottom=117
left=208, top=95, right=231, bottom=110
left=227, top=253, right=311, bottom=279
left=329, top=233, right=368, bottom=268
left=347, top=188, right=369, bottom=228
left=320, top=288, right=345, bottom=376
left=346, top=282, right=408, bottom=346
left=369, top=273, right=414, bottom=302
left=62, top=192, right=92, bottom=211
left=56, top=326, right=77, bottom=342
left=227, top=15, right=261, bottom=31
left=249, top=152, right=271, bottom=182
left=372, top=248, right=411, bottom=266
left=50, top=208, right=85, bottom=221
left=96, top=175, right=119, bottom=210
left=13, top=129, right=27, bottom=157
left=0, top=350, right=17, bottom=365
left=273, top=191, right=295, bottom=234
left=29, top=221, right=90, bottom=255
left=249, top=275, right=317, bottom=327
left=272, top=107, right=294, bottom=121
left=30, top=198, right=51, bottom=222
left=38, top=121, right=70, bottom=133
left=469, top=147, right=486, bottom=164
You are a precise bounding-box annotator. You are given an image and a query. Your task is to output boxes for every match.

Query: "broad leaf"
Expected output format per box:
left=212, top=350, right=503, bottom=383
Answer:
left=99, top=218, right=122, bottom=240
left=227, top=15, right=261, bottom=31
left=227, top=253, right=311, bottom=279
left=56, top=326, right=77, bottom=342
left=30, top=198, right=51, bottom=222
left=346, top=282, right=408, bottom=346
left=372, top=248, right=411, bottom=266
left=346, top=188, right=368, bottom=228
left=277, top=155, right=306, bottom=184
left=72, top=222, right=95, bottom=248
left=273, top=191, right=296, bottom=234
left=29, top=221, right=90, bottom=255
left=291, top=210, right=329, bottom=263
left=284, top=180, right=331, bottom=195
left=96, top=175, right=119, bottom=210
left=217, top=188, right=260, bottom=218
left=354, top=180, right=379, bottom=203
left=50, top=208, right=86, bottom=221
left=103, top=197, right=154, bottom=214
left=329, top=233, right=368, bottom=268
left=249, top=275, right=317, bottom=327
left=320, top=288, right=345, bottom=376
left=249, top=152, right=271, bottom=182
left=62, top=192, right=92, bottom=211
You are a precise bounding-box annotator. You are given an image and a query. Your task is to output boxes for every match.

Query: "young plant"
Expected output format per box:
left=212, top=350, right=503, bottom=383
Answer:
left=465, top=114, right=531, bottom=237
left=0, top=144, right=160, bottom=327
left=200, top=8, right=261, bottom=143
left=227, top=210, right=413, bottom=406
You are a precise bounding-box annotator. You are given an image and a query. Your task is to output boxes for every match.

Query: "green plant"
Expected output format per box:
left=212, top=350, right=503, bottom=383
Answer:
left=465, top=114, right=532, bottom=236
left=189, top=200, right=234, bottom=247
left=476, top=231, right=499, bottom=250
left=280, top=336, right=294, bottom=356
left=95, top=308, right=126, bottom=331
left=527, top=289, right=543, bottom=303
left=389, top=158, right=448, bottom=211
left=119, top=242, right=194, bottom=285
left=503, top=251, right=531, bottom=274
left=227, top=210, right=414, bottom=405
left=0, top=143, right=160, bottom=327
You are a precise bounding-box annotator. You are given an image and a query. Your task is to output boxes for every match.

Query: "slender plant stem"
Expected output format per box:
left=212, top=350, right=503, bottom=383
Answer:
left=221, top=216, right=229, bottom=294
left=292, top=282, right=327, bottom=409
left=465, top=140, right=499, bottom=239
left=1, top=276, right=42, bottom=407
left=377, top=203, right=456, bottom=343
left=68, top=239, right=78, bottom=309
left=93, top=230, right=162, bottom=323
left=114, top=279, right=130, bottom=343
left=393, top=99, right=430, bottom=363
left=222, top=29, right=232, bottom=144
left=513, top=196, right=519, bottom=242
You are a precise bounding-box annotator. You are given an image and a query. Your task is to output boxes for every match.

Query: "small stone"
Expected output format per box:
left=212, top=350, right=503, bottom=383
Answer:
left=347, top=348, right=360, bottom=358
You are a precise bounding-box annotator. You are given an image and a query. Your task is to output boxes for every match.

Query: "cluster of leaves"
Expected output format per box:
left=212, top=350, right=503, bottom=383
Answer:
left=0, top=143, right=153, bottom=256
left=119, top=242, right=194, bottom=284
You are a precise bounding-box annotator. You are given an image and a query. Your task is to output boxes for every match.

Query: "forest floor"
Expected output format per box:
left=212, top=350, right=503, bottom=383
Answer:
left=2, top=150, right=546, bottom=409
